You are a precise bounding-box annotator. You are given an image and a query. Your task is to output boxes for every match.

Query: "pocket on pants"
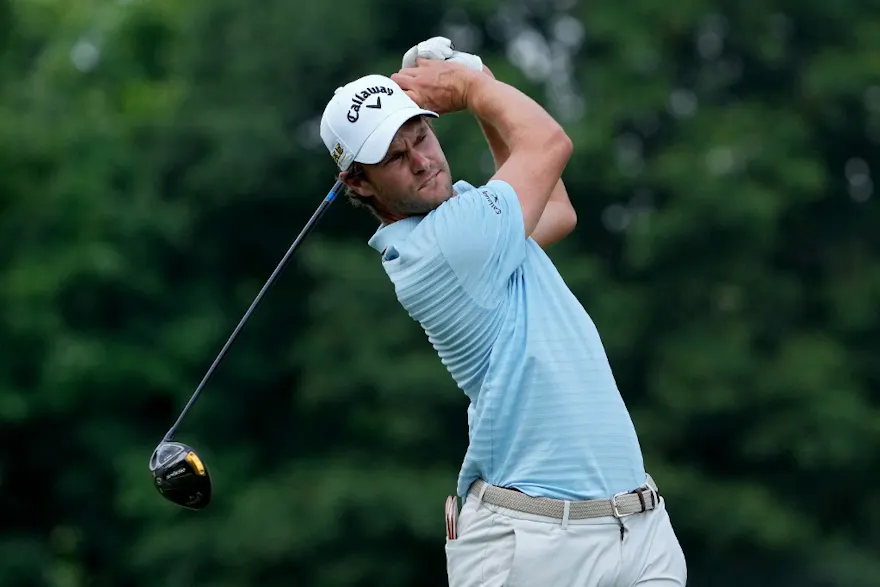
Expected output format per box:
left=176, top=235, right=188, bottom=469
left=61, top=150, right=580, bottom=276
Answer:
left=636, top=503, right=688, bottom=585
left=445, top=502, right=517, bottom=587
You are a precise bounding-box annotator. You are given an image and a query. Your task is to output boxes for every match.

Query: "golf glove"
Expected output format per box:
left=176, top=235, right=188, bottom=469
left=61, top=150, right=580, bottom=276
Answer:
left=402, top=36, right=483, bottom=72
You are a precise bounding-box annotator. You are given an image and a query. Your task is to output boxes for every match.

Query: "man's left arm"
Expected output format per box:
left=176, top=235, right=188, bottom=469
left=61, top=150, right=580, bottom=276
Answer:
left=476, top=65, right=577, bottom=249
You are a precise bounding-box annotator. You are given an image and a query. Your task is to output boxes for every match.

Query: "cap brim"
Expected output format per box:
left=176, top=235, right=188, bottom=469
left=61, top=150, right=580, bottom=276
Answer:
left=354, top=107, right=438, bottom=165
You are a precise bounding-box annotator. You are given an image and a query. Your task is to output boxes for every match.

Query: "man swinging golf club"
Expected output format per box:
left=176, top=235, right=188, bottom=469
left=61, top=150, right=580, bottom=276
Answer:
left=319, top=38, right=688, bottom=586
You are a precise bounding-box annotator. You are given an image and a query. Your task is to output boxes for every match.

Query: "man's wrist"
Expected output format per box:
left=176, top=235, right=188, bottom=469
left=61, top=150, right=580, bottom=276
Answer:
left=462, top=69, right=492, bottom=113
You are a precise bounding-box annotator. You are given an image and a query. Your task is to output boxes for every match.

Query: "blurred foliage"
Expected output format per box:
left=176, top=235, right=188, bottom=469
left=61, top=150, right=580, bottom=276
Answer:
left=1, top=0, right=879, bottom=585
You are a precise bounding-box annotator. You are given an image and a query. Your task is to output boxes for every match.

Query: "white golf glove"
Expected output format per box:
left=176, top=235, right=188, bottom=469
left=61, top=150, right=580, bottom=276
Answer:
left=401, top=36, right=483, bottom=72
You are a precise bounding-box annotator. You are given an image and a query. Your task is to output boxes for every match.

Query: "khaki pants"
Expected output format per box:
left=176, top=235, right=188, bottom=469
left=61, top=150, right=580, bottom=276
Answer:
left=445, top=486, right=687, bottom=586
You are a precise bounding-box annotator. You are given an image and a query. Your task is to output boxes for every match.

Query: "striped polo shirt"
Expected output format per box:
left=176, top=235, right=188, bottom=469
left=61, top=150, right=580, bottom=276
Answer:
left=367, top=178, right=646, bottom=500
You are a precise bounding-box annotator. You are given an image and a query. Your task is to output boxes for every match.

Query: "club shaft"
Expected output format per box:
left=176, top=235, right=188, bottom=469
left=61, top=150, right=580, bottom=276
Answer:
left=163, top=181, right=345, bottom=442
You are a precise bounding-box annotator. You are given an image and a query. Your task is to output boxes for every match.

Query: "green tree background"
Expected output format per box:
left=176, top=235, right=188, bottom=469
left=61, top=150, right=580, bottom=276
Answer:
left=2, top=0, right=879, bottom=585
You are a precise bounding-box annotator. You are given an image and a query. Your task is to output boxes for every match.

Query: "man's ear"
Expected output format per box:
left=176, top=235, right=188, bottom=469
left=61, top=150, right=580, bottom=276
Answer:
left=340, top=168, right=376, bottom=198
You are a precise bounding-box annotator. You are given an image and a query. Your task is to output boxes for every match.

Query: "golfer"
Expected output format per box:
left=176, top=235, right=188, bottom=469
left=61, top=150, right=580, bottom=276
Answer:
left=319, top=37, right=687, bottom=587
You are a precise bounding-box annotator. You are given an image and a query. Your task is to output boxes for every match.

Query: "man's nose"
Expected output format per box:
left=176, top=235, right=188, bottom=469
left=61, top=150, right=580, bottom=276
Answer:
left=409, top=149, right=430, bottom=172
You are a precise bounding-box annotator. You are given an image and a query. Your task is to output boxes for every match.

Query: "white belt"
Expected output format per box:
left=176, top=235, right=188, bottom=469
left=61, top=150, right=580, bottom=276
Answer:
left=468, top=475, right=661, bottom=520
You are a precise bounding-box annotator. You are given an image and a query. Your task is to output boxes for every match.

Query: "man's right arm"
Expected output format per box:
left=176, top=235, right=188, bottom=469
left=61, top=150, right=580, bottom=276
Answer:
left=464, top=74, right=573, bottom=238
left=472, top=65, right=576, bottom=248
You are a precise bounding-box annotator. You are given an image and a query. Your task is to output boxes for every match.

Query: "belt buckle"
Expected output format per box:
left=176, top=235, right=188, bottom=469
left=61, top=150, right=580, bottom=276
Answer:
left=610, top=491, right=638, bottom=518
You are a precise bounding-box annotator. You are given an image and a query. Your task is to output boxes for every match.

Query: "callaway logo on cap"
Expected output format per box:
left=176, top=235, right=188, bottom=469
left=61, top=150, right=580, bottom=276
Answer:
left=320, top=74, right=438, bottom=171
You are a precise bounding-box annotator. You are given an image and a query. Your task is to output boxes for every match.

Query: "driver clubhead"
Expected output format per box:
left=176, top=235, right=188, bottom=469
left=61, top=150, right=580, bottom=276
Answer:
left=149, top=441, right=211, bottom=510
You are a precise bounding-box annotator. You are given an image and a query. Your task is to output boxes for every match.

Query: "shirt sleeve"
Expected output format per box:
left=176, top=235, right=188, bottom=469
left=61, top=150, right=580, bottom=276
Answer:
left=428, top=179, right=527, bottom=304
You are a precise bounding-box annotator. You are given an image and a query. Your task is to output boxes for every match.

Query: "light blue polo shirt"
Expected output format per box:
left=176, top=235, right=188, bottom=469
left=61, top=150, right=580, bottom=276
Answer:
left=368, top=179, right=646, bottom=501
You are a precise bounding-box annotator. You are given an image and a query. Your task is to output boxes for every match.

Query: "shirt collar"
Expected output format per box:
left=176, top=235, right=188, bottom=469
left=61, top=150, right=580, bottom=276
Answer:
left=367, top=215, right=424, bottom=254
left=366, top=180, right=476, bottom=254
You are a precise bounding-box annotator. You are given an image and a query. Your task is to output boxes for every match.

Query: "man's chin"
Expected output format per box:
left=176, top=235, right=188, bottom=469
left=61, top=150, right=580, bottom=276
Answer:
left=418, top=183, right=450, bottom=202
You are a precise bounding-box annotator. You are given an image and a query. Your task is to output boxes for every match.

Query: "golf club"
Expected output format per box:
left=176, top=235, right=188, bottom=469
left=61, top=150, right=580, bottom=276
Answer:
left=149, top=180, right=345, bottom=510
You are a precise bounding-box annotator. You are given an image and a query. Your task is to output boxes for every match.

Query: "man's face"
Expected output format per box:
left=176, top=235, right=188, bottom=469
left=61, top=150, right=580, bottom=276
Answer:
left=347, top=117, right=453, bottom=222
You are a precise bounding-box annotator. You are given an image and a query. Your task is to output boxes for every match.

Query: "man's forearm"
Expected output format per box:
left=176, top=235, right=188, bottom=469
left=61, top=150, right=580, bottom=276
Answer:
left=529, top=188, right=576, bottom=247
left=474, top=65, right=510, bottom=167
left=478, top=115, right=510, bottom=168
left=465, top=73, right=564, bottom=154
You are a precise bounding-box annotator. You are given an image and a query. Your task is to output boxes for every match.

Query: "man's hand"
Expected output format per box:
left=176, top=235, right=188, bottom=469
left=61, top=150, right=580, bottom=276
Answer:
left=391, top=58, right=481, bottom=116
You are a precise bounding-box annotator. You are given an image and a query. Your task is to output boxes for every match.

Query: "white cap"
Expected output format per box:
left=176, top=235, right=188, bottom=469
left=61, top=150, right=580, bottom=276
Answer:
left=320, top=74, right=438, bottom=171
